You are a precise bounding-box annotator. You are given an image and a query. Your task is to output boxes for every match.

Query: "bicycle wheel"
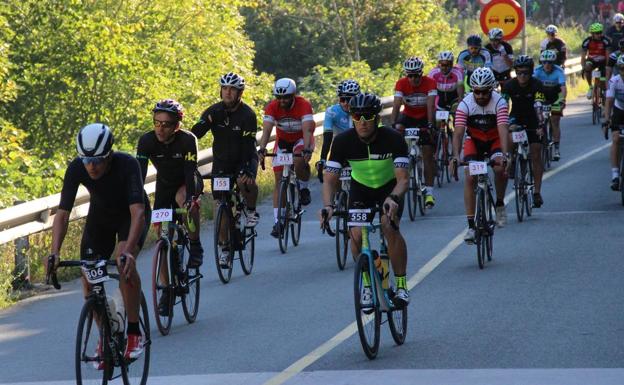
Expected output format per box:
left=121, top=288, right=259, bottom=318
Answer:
left=444, top=132, right=452, bottom=183
left=334, top=190, right=349, bottom=270
left=525, top=159, right=534, bottom=217
left=513, top=156, right=524, bottom=223
left=214, top=203, right=234, bottom=283
left=387, top=287, right=408, bottom=345
left=416, top=157, right=426, bottom=216
left=353, top=253, right=380, bottom=359
left=122, top=293, right=150, bottom=385
left=240, top=226, right=255, bottom=275
left=435, top=131, right=443, bottom=188
left=277, top=180, right=290, bottom=253
left=406, top=159, right=417, bottom=221
left=76, top=299, right=109, bottom=385
left=592, top=103, right=597, bottom=125
left=619, top=155, right=624, bottom=206
left=290, top=183, right=302, bottom=246
left=475, top=189, right=486, bottom=269
left=151, top=240, right=173, bottom=336
left=485, top=192, right=495, bottom=262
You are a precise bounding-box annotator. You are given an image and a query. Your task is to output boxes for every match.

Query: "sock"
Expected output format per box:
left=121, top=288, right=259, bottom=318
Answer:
left=395, top=275, right=407, bottom=290
left=467, top=216, right=475, bottom=229
left=612, top=168, right=619, bottom=180
left=425, top=186, right=434, bottom=195
left=554, top=142, right=560, bottom=149
left=273, top=208, right=279, bottom=223
left=298, top=180, right=308, bottom=190
left=496, top=199, right=504, bottom=207
left=127, top=321, right=140, bottom=336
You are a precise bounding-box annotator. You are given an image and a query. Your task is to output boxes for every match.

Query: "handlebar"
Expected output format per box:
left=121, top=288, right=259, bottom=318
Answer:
left=321, top=204, right=399, bottom=232
left=259, top=152, right=304, bottom=170
left=46, top=255, right=125, bottom=290
left=450, top=157, right=505, bottom=181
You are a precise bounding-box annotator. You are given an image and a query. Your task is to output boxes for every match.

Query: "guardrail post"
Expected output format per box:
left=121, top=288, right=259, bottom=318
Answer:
left=12, top=200, right=31, bottom=290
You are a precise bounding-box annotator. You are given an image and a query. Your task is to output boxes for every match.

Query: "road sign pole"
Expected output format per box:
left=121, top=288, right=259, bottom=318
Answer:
left=522, top=0, right=527, bottom=54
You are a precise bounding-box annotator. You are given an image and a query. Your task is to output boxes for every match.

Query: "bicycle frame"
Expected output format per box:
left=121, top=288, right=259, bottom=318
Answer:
left=359, top=220, right=395, bottom=313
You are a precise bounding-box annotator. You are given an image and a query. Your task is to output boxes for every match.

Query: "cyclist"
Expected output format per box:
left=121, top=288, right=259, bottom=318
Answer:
left=540, top=25, right=567, bottom=67
left=258, top=78, right=315, bottom=237
left=390, top=56, right=438, bottom=208
left=534, top=50, right=567, bottom=161
left=603, top=55, right=624, bottom=190
left=137, top=99, right=204, bottom=272
left=485, top=28, right=514, bottom=88
left=502, top=55, right=547, bottom=208
left=451, top=68, right=510, bottom=241
left=428, top=50, right=464, bottom=112
left=191, top=72, right=259, bottom=266
left=457, top=34, right=493, bottom=91
left=48, top=123, right=150, bottom=362
left=606, top=38, right=624, bottom=79
left=582, top=23, right=612, bottom=99
left=607, top=13, right=624, bottom=48
left=320, top=93, right=410, bottom=306
left=317, top=79, right=360, bottom=181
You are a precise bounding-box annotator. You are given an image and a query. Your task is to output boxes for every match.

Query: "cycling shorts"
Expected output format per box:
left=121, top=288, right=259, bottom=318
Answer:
left=348, top=179, right=404, bottom=221
left=272, top=136, right=315, bottom=172
left=81, top=205, right=151, bottom=260
left=463, top=136, right=503, bottom=161
left=211, top=158, right=258, bottom=199
left=543, top=95, right=564, bottom=116
left=611, top=106, right=624, bottom=131
left=397, top=115, right=433, bottom=145
left=154, top=170, right=204, bottom=210
left=587, top=59, right=606, bottom=78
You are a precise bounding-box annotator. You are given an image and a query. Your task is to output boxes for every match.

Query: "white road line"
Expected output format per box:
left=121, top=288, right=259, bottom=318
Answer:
left=263, top=142, right=611, bottom=385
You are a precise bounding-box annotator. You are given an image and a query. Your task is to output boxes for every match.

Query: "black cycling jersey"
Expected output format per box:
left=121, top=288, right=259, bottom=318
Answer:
left=606, top=25, right=624, bottom=51
left=192, top=101, right=258, bottom=168
left=541, top=38, right=567, bottom=66
left=502, top=77, right=545, bottom=128
left=325, top=126, right=408, bottom=190
left=136, top=129, right=199, bottom=203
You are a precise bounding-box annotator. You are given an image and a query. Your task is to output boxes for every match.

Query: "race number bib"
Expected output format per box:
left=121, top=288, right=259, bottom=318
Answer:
left=347, top=208, right=374, bottom=227
left=404, top=127, right=420, bottom=139
left=468, top=161, right=488, bottom=175
left=340, top=167, right=352, bottom=181
left=436, top=110, right=450, bottom=121
left=212, top=177, right=230, bottom=191
left=542, top=104, right=552, bottom=113
left=273, top=152, right=293, bottom=166
left=81, top=260, right=110, bottom=284
left=592, top=69, right=601, bottom=79
left=151, top=208, right=173, bottom=224
left=511, top=130, right=528, bottom=143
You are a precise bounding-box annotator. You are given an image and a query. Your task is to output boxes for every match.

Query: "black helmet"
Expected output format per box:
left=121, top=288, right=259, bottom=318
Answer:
left=153, top=99, right=184, bottom=121
left=513, top=55, right=534, bottom=70
left=349, top=93, right=382, bottom=115
left=467, top=34, right=482, bottom=47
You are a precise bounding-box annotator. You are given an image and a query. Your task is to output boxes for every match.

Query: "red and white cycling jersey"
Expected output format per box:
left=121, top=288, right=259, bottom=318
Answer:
left=394, top=76, right=437, bottom=120
left=455, top=91, right=509, bottom=142
left=263, top=96, right=314, bottom=142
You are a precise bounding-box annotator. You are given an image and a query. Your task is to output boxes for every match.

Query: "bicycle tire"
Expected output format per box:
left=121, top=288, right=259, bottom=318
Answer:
left=525, top=159, right=534, bottom=217
left=592, top=104, right=597, bottom=125
left=335, top=190, right=349, bottom=270
left=290, top=183, right=302, bottom=246
left=435, top=130, right=443, bottom=188
left=276, top=180, right=290, bottom=253
left=485, top=188, right=496, bottom=262
left=475, top=188, right=486, bottom=269
left=214, top=203, right=234, bottom=283
left=416, top=157, right=426, bottom=216
left=353, top=253, right=380, bottom=359
left=407, top=159, right=417, bottom=221
left=181, top=234, right=200, bottom=322
left=387, top=288, right=408, bottom=345
left=151, top=240, right=173, bottom=336
left=513, top=156, right=524, bottom=223
left=76, top=298, right=109, bottom=385
left=240, top=225, right=255, bottom=274
left=444, top=132, right=452, bottom=183
left=620, top=155, right=624, bottom=206
left=122, top=293, right=151, bottom=385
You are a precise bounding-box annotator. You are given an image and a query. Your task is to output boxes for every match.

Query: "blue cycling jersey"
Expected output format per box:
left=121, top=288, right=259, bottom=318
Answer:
left=323, top=104, right=353, bottom=135
left=456, top=48, right=492, bottom=77
left=533, top=65, right=565, bottom=97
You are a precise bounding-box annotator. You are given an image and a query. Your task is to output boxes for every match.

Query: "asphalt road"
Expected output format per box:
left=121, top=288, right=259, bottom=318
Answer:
left=1, top=98, right=623, bottom=385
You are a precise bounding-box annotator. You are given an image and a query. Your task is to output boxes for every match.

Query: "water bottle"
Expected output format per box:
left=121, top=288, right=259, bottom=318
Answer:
left=373, top=250, right=383, bottom=277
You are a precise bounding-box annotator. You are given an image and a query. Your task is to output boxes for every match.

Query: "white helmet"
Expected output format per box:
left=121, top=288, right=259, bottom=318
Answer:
left=615, top=13, right=624, bottom=23
left=219, top=72, right=245, bottom=90
left=540, top=49, right=557, bottom=62
left=273, top=78, right=296, bottom=96
left=488, top=28, right=504, bottom=40
left=545, top=25, right=558, bottom=34
left=337, top=79, right=360, bottom=97
left=76, top=123, right=113, bottom=157
left=438, top=50, right=454, bottom=62
left=403, top=56, right=424, bottom=74
left=469, top=67, right=496, bottom=90
left=617, top=55, right=624, bottom=67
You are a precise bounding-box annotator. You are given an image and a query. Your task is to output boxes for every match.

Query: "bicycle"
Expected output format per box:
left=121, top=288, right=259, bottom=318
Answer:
left=206, top=174, right=257, bottom=283
left=606, top=122, right=624, bottom=205
left=150, top=206, right=203, bottom=335
left=405, top=127, right=426, bottom=220
left=46, top=255, right=150, bottom=385
left=434, top=110, right=453, bottom=187
left=321, top=166, right=352, bottom=270
left=266, top=152, right=304, bottom=254
left=510, top=125, right=535, bottom=222
left=592, top=69, right=605, bottom=126
left=338, top=204, right=407, bottom=359
left=541, top=104, right=554, bottom=170
left=455, top=158, right=498, bottom=269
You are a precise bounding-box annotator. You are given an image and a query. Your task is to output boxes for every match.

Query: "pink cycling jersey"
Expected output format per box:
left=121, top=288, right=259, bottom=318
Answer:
left=428, top=66, right=464, bottom=108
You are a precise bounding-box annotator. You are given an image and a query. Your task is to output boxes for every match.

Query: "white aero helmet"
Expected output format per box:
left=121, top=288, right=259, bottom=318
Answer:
left=220, top=72, right=245, bottom=90
left=438, top=50, right=454, bottom=62
left=273, top=78, right=296, bottom=96
left=545, top=25, right=558, bottom=34
left=76, top=123, right=113, bottom=157
left=403, top=56, right=424, bottom=74
left=469, top=67, right=496, bottom=90
left=488, top=28, right=504, bottom=40
left=540, top=49, right=557, bottom=62
left=615, top=13, right=624, bottom=23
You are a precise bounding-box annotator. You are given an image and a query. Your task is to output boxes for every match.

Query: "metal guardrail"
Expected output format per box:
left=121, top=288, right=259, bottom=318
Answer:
left=0, top=57, right=584, bottom=245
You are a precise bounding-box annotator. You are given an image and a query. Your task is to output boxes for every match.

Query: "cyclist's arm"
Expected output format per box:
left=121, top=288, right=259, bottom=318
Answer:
left=121, top=158, right=148, bottom=255
left=535, top=89, right=545, bottom=125
left=391, top=139, right=409, bottom=197
left=302, top=119, right=315, bottom=151
left=561, top=42, right=568, bottom=65
left=241, top=110, right=259, bottom=169
left=391, top=96, right=403, bottom=125
left=121, top=202, right=146, bottom=256
left=321, top=107, right=335, bottom=161
left=51, top=209, right=70, bottom=256
left=323, top=139, right=346, bottom=207
left=605, top=78, right=616, bottom=118
left=259, top=117, right=274, bottom=151
left=503, top=43, right=514, bottom=67
left=52, top=162, right=81, bottom=255
left=183, top=135, right=199, bottom=201
left=457, top=68, right=465, bottom=99
left=496, top=101, right=510, bottom=155
left=190, top=110, right=213, bottom=140
left=452, top=103, right=468, bottom=158
left=135, top=134, right=150, bottom=183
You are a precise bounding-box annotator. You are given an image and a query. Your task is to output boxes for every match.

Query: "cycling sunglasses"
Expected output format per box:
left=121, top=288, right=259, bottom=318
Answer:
left=516, top=71, right=532, bottom=76
left=81, top=154, right=109, bottom=165
left=351, top=112, right=377, bottom=122
left=275, top=94, right=294, bottom=100
left=153, top=118, right=177, bottom=129
left=407, top=73, right=423, bottom=79
left=472, top=89, right=492, bottom=96
left=541, top=61, right=554, bottom=65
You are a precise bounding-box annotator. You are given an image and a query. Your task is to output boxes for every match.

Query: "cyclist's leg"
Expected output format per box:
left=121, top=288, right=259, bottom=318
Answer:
left=236, top=159, right=259, bottom=217
left=293, top=138, right=312, bottom=187
left=347, top=181, right=369, bottom=258
left=175, top=176, right=203, bottom=240
left=378, top=183, right=407, bottom=277
left=462, top=137, right=479, bottom=226
left=528, top=131, right=544, bottom=194
left=551, top=98, right=563, bottom=147
left=584, top=61, right=594, bottom=88
left=490, top=138, right=508, bottom=204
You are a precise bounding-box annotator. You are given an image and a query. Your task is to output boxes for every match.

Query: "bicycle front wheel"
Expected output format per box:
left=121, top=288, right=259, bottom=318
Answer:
left=76, top=299, right=109, bottom=385
left=388, top=288, right=408, bottom=345
left=525, top=159, right=534, bottom=217
left=240, top=226, right=255, bottom=275
left=353, top=254, right=380, bottom=359
left=182, top=238, right=201, bottom=324
left=151, top=240, right=173, bottom=336
left=335, top=190, right=349, bottom=270
left=416, top=157, right=426, bottom=216
left=475, top=189, right=486, bottom=269
left=406, top=159, right=417, bottom=221
left=513, top=156, right=524, bottom=223
left=435, top=131, right=444, bottom=188
left=290, top=183, right=302, bottom=246
left=214, top=203, right=234, bottom=284
left=277, top=180, right=290, bottom=253
left=122, top=293, right=151, bottom=385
